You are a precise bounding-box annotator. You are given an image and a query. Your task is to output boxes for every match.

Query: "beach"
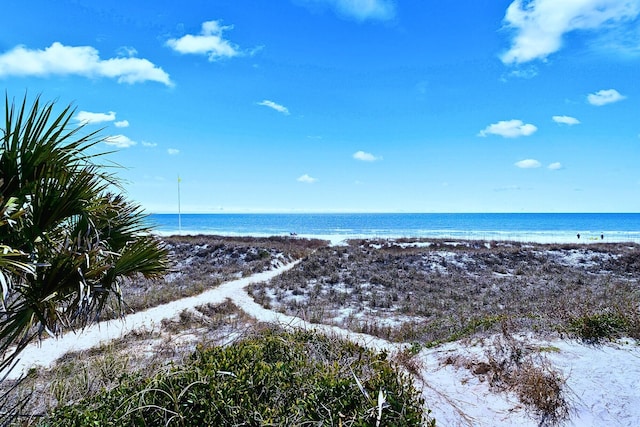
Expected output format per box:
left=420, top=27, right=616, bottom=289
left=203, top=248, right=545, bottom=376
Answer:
left=5, top=235, right=640, bottom=426
left=149, top=213, right=640, bottom=245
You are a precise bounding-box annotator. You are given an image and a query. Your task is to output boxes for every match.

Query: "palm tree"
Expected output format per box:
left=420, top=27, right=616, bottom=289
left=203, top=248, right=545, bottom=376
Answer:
left=0, top=94, right=168, bottom=374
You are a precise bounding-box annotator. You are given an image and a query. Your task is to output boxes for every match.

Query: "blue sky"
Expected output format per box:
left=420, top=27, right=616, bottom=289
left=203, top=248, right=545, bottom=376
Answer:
left=1, top=0, right=639, bottom=213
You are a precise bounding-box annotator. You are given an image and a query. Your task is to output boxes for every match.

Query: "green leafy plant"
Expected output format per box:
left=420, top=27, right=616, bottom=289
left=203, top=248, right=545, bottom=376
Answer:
left=45, top=327, right=425, bottom=426
left=0, top=94, right=168, bottom=374
left=568, top=310, right=629, bottom=343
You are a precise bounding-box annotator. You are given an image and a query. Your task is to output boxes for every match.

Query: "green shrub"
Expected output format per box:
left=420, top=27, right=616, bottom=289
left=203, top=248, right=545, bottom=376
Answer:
left=44, top=327, right=425, bottom=426
left=568, top=311, right=629, bottom=343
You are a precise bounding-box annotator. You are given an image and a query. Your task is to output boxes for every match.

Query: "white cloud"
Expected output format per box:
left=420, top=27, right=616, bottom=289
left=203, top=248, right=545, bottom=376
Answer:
left=74, top=110, right=116, bottom=125
left=167, top=148, right=180, bottom=155
left=587, top=88, right=627, bottom=106
left=478, top=119, right=538, bottom=138
left=166, top=20, right=240, bottom=61
left=515, top=159, right=542, bottom=169
left=552, top=115, right=581, bottom=125
left=548, top=162, right=563, bottom=170
left=0, top=42, right=172, bottom=85
left=297, top=174, right=318, bottom=183
left=257, top=100, right=290, bottom=115
left=142, top=141, right=158, bottom=147
left=105, top=134, right=136, bottom=148
left=503, top=66, right=539, bottom=80
left=501, top=0, right=640, bottom=64
left=353, top=150, right=381, bottom=162
left=298, top=0, right=396, bottom=21
left=114, top=120, right=129, bottom=128
left=594, top=23, right=640, bottom=56
left=117, top=46, right=138, bottom=57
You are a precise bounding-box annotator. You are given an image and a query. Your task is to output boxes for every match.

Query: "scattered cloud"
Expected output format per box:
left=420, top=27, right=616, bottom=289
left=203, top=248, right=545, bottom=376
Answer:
left=478, top=119, right=537, bottom=138
left=587, top=88, right=626, bottom=106
left=548, top=162, right=563, bottom=170
left=74, top=110, right=115, bottom=125
left=297, top=0, right=396, bottom=21
left=74, top=112, right=132, bottom=129
left=257, top=100, right=290, bottom=115
left=0, top=42, right=172, bottom=85
left=142, top=141, right=158, bottom=147
left=167, top=148, right=180, bottom=155
left=166, top=20, right=240, bottom=61
left=105, top=134, right=136, bottom=148
left=502, top=66, right=539, bottom=80
left=117, top=46, right=138, bottom=57
left=592, top=23, right=640, bottom=57
left=501, top=0, right=640, bottom=64
left=552, top=115, right=581, bottom=125
left=297, top=174, right=318, bottom=183
left=515, top=159, right=541, bottom=169
left=353, top=150, right=382, bottom=162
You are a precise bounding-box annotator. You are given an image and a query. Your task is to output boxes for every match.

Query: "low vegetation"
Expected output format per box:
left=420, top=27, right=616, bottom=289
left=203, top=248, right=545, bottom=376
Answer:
left=3, top=300, right=257, bottom=422
left=250, top=239, right=640, bottom=344
left=5, top=235, right=639, bottom=426
left=567, top=309, right=632, bottom=344
left=105, top=235, right=326, bottom=318
left=44, top=327, right=425, bottom=426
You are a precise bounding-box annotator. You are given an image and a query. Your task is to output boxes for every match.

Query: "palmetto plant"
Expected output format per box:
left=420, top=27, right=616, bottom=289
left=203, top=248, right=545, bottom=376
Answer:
left=0, top=95, right=168, bottom=375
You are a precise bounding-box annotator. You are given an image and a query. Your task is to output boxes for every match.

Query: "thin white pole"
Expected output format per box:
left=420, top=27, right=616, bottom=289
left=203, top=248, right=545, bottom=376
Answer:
left=177, top=175, right=182, bottom=234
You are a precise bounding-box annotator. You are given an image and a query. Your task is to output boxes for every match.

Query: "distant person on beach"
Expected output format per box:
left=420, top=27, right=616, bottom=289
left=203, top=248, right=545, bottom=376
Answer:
left=601, top=233, right=604, bottom=240
left=577, top=233, right=580, bottom=239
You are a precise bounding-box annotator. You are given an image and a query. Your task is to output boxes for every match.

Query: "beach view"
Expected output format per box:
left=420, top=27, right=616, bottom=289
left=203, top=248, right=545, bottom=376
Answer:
left=1, top=1, right=640, bottom=426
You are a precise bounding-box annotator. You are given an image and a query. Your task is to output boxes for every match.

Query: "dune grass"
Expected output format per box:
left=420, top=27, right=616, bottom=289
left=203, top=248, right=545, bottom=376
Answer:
left=5, top=236, right=638, bottom=426
left=249, top=238, right=640, bottom=344
left=101, top=235, right=326, bottom=319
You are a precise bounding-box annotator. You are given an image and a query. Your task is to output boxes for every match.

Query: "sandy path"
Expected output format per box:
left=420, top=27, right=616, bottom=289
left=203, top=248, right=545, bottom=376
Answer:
left=5, top=260, right=396, bottom=381
left=4, top=261, right=299, bottom=380
left=5, top=259, right=640, bottom=427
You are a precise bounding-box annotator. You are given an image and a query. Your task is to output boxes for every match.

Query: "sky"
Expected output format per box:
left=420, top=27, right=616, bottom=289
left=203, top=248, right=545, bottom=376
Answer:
left=1, top=0, right=639, bottom=213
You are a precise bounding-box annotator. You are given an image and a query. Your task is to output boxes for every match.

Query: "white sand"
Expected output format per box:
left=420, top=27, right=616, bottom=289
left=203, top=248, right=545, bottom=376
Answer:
left=4, top=261, right=640, bottom=426
left=415, top=338, right=640, bottom=426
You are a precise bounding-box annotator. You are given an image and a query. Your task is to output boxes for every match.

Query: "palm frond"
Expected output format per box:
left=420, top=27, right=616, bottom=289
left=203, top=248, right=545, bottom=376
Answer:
left=0, top=93, right=168, bottom=373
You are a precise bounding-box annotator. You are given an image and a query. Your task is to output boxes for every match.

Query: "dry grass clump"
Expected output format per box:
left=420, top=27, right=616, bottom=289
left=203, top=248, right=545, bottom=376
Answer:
left=249, top=238, right=640, bottom=344
left=444, top=332, right=570, bottom=426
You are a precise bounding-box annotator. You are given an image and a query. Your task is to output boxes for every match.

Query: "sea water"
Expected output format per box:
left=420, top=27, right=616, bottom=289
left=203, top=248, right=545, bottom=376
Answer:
left=147, top=213, right=640, bottom=244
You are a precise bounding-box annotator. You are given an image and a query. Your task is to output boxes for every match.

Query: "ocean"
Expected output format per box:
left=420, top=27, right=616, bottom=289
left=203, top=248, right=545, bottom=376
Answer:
left=148, top=213, right=640, bottom=244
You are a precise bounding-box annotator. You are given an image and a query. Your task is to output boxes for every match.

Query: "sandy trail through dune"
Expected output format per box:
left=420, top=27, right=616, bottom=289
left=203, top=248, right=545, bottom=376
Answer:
left=5, top=258, right=640, bottom=426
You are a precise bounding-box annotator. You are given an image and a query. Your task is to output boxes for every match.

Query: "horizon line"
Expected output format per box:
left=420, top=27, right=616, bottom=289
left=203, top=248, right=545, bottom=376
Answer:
left=147, top=211, right=640, bottom=215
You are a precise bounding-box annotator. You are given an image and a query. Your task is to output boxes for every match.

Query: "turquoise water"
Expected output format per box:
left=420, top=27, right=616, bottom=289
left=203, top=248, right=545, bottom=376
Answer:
left=148, top=213, right=640, bottom=243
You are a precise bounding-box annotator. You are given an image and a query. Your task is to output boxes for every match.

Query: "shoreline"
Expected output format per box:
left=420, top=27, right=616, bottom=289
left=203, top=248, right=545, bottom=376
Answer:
left=152, top=230, right=640, bottom=246
left=148, top=212, right=640, bottom=245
